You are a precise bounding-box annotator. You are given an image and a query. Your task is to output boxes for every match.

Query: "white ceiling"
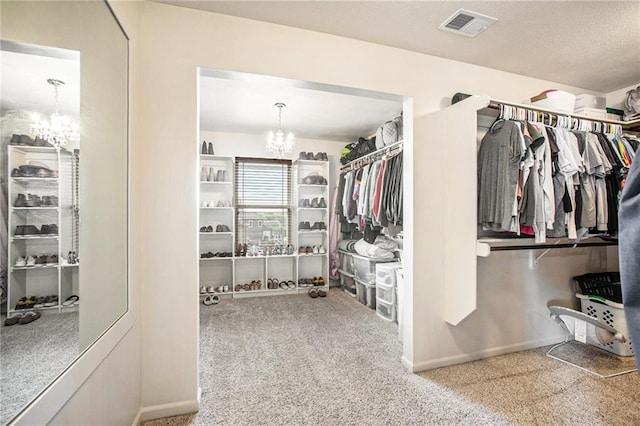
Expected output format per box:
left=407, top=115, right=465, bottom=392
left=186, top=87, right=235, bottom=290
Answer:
left=199, top=69, right=403, bottom=141
left=1, top=42, right=80, bottom=119
left=158, top=0, right=640, bottom=94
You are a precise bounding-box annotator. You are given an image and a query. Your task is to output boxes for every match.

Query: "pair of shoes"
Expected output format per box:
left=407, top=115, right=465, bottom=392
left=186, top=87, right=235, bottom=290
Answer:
left=202, top=294, right=220, bottom=306
left=215, top=224, right=231, bottom=232
left=310, top=222, right=326, bottom=230
left=199, top=225, right=214, bottom=232
left=200, top=251, right=232, bottom=258
left=201, top=141, right=215, bottom=155
left=310, top=197, right=327, bottom=208
left=301, top=173, right=327, bottom=185
left=313, top=276, right=326, bottom=287
left=308, top=288, right=327, bottom=298
left=315, top=152, right=328, bottom=161
left=299, top=221, right=311, bottom=230
left=66, top=251, right=79, bottom=264
left=4, top=311, right=42, bottom=326
left=16, top=224, right=58, bottom=236
left=12, top=164, right=57, bottom=178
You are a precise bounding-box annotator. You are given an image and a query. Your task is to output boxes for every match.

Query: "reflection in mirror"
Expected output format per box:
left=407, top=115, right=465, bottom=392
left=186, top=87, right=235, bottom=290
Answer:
left=0, top=1, right=128, bottom=424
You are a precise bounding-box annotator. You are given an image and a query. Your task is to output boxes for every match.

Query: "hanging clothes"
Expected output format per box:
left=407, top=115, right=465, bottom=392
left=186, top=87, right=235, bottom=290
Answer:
left=478, top=116, right=638, bottom=241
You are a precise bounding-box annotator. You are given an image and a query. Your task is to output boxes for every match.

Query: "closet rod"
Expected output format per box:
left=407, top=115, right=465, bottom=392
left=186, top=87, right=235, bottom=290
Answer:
left=486, top=99, right=635, bottom=129
left=340, top=140, right=403, bottom=172
left=488, top=240, right=617, bottom=252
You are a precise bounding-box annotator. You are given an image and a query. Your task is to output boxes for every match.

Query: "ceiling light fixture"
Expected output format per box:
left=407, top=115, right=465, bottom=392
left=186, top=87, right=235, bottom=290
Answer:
left=30, top=78, right=79, bottom=150
left=266, top=102, right=293, bottom=157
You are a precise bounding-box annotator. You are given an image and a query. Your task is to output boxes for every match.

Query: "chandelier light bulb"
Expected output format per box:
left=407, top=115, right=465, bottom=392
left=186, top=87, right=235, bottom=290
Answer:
left=30, top=78, right=79, bottom=150
left=266, top=102, right=294, bottom=157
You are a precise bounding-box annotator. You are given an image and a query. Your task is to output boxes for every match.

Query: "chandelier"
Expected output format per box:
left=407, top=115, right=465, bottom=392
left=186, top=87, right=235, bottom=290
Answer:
left=266, top=102, right=294, bottom=157
left=30, top=78, right=79, bottom=150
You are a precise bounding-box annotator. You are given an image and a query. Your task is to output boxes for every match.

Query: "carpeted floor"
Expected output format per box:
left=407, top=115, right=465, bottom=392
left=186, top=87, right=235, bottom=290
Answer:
left=0, top=311, right=79, bottom=424
left=143, top=288, right=640, bottom=426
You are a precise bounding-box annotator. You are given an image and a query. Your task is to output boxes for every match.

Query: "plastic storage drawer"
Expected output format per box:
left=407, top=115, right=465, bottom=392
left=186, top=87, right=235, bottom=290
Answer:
left=376, top=299, right=396, bottom=322
left=376, top=262, right=401, bottom=287
left=339, top=252, right=354, bottom=275
left=353, top=256, right=389, bottom=284
left=339, top=271, right=356, bottom=296
left=355, top=279, right=376, bottom=309
left=376, top=283, right=395, bottom=304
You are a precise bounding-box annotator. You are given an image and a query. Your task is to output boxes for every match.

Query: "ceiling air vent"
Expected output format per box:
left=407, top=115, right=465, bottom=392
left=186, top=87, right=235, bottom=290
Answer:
left=438, top=9, right=497, bottom=38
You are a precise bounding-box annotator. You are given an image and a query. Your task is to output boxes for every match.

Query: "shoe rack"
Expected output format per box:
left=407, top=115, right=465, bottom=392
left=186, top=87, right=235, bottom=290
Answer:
left=6, top=144, right=79, bottom=314
left=197, top=148, right=331, bottom=301
left=294, top=157, right=330, bottom=293
left=199, top=151, right=235, bottom=301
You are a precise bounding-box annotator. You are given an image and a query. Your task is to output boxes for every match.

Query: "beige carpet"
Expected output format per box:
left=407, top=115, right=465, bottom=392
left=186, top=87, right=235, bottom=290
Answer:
left=143, top=288, right=640, bottom=426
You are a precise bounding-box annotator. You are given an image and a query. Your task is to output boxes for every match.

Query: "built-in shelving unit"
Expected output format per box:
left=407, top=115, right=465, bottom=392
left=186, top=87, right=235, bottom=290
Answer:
left=197, top=152, right=331, bottom=299
left=6, top=144, right=79, bottom=314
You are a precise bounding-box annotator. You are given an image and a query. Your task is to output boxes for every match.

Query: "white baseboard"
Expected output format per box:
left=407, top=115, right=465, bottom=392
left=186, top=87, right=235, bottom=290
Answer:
left=138, top=399, right=200, bottom=423
left=407, top=336, right=564, bottom=373
left=131, top=409, right=142, bottom=426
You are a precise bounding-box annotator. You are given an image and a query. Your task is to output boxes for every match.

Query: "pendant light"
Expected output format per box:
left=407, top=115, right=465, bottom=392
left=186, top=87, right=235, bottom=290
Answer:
left=266, top=102, right=294, bottom=157
left=30, top=78, right=79, bottom=150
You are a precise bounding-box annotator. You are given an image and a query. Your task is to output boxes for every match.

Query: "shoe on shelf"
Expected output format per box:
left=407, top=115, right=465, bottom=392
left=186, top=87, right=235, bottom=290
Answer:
left=224, top=200, right=232, bottom=207
left=313, top=245, right=319, bottom=254
left=314, top=152, right=323, bottom=161
left=62, top=295, right=80, bottom=306
left=298, top=221, right=309, bottom=230
left=319, top=197, right=327, bottom=208
left=299, top=152, right=307, bottom=160
left=310, top=197, right=319, bottom=208
left=216, top=200, right=224, bottom=207
left=14, top=257, right=26, bottom=267
left=201, top=167, right=207, bottom=181
left=34, top=296, right=47, bottom=308
left=208, top=142, right=214, bottom=155
left=201, top=141, right=207, bottom=155
left=216, top=170, right=224, bottom=182
left=35, top=255, right=47, bottom=266
left=207, top=285, right=215, bottom=293
left=44, top=295, right=59, bottom=307
left=9, top=134, right=20, bottom=145
left=306, top=152, right=314, bottom=160
left=46, top=255, right=58, bottom=265
left=200, top=285, right=207, bottom=294
left=14, top=194, right=27, bottom=207
left=207, top=167, right=214, bottom=182
left=25, top=256, right=36, bottom=267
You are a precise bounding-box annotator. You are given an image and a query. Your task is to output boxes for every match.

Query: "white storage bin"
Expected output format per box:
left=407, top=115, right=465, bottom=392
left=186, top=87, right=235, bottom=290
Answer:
left=376, top=283, right=395, bottom=304
left=376, top=299, right=396, bottom=322
left=574, top=107, right=608, bottom=120
left=353, top=256, right=377, bottom=284
left=376, top=262, right=402, bottom=287
left=355, top=279, right=376, bottom=309
left=339, top=271, right=356, bottom=296
left=577, top=294, right=634, bottom=357
left=339, top=252, right=354, bottom=275
left=575, top=94, right=606, bottom=110
left=531, top=90, right=576, bottom=113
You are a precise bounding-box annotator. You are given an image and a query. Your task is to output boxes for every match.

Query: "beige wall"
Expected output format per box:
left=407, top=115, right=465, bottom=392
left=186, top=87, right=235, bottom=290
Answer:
left=607, top=82, right=640, bottom=110
left=137, top=0, right=607, bottom=413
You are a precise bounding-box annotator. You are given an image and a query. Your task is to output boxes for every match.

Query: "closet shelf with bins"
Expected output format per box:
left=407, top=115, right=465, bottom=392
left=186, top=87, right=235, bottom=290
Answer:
left=7, top=143, right=79, bottom=314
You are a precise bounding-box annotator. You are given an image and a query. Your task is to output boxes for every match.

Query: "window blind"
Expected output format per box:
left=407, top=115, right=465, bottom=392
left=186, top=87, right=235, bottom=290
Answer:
left=234, top=157, right=292, bottom=246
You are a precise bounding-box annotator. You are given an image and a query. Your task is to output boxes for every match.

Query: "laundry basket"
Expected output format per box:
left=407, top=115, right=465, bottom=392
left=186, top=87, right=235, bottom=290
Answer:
left=573, top=272, right=622, bottom=303
left=575, top=294, right=633, bottom=357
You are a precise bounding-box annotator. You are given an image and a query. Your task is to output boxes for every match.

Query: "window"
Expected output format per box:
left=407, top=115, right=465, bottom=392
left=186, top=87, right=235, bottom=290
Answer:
left=234, top=157, right=292, bottom=246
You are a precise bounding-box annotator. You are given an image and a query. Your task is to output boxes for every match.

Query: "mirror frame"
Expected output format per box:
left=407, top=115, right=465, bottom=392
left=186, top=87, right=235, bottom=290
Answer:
left=6, top=1, right=132, bottom=424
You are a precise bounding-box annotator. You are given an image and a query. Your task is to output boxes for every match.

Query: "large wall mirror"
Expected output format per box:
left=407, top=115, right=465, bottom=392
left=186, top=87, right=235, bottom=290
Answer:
left=0, top=1, right=128, bottom=423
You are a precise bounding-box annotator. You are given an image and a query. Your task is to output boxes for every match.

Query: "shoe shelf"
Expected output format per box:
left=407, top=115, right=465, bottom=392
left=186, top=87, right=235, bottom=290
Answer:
left=199, top=181, right=232, bottom=185
left=7, top=143, right=79, bottom=315
left=12, top=206, right=59, bottom=210
left=200, top=207, right=234, bottom=210
left=12, top=235, right=59, bottom=240
left=298, top=184, right=328, bottom=188
left=298, top=230, right=327, bottom=234
left=298, top=253, right=327, bottom=257
left=200, top=257, right=233, bottom=261
left=294, top=159, right=329, bottom=165
left=12, top=264, right=59, bottom=271
left=200, top=155, right=234, bottom=161
left=297, top=207, right=327, bottom=211
left=199, top=232, right=233, bottom=236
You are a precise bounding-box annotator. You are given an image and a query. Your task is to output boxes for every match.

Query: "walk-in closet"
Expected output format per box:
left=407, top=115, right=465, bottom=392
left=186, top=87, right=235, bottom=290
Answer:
left=196, top=69, right=408, bottom=373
